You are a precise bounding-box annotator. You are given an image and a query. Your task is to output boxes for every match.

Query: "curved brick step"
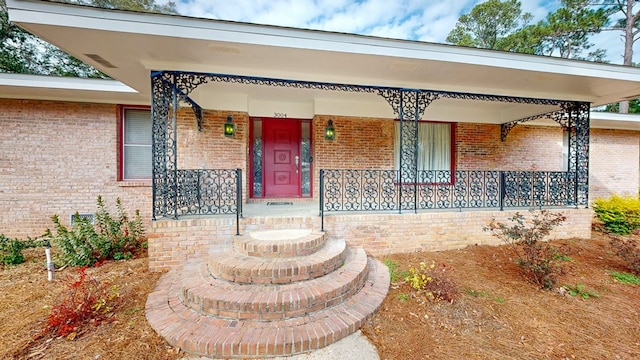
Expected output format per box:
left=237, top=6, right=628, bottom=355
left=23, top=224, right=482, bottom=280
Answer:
left=209, top=238, right=347, bottom=284
left=180, top=248, right=369, bottom=321
left=146, top=257, right=390, bottom=358
left=234, top=229, right=326, bottom=258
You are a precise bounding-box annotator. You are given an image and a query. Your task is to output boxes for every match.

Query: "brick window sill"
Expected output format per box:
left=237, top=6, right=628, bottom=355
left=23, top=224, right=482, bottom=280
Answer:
left=118, top=180, right=152, bottom=187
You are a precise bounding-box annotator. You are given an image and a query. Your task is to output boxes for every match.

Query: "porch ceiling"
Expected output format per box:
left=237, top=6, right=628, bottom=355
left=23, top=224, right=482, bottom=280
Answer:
left=7, top=0, right=640, bottom=124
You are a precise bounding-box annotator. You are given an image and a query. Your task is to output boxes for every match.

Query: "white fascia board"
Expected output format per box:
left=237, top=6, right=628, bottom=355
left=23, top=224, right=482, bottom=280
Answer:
left=0, top=73, right=137, bottom=93
left=590, top=111, right=640, bottom=123
left=8, top=0, right=640, bottom=84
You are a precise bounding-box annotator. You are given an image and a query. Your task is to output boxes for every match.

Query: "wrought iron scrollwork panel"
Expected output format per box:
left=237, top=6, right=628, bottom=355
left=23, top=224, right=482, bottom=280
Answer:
left=322, top=169, right=574, bottom=213
left=173, top=169, right=239, bottom=217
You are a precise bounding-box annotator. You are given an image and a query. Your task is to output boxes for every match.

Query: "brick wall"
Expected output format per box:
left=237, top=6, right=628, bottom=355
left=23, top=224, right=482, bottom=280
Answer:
left=589, top=128, right=639, bottom=199
left=0, top=99, right=151, bottom=238
left=148, top=208, right=593, bottom=272
left=176, top=109, right=248, bottom=171
left=456, top=123, right=564, bottom=171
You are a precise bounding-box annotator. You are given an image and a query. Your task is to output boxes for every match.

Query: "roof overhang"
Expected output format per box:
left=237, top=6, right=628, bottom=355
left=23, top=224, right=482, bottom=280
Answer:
left=0, top=73, right=148, bottom=104
left=6, top=0, right=640, bottom=126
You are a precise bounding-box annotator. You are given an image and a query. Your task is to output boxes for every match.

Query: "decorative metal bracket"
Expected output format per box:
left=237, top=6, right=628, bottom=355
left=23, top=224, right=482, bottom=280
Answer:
left=500, top=101, right=589, bottom=141
left=152, top=71, right=205, bottom=131
left=377, top=89, right=440, bottom=119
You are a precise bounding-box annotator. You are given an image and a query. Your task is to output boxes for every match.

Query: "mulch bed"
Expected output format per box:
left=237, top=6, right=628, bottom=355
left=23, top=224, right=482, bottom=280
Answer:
left=0, top=229, right=638, bottom=359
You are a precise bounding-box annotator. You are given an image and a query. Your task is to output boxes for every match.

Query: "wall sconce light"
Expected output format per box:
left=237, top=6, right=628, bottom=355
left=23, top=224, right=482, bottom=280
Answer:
left=325, top=119, right=335, bottom=140
left=224, top=115, right=235, bottom=137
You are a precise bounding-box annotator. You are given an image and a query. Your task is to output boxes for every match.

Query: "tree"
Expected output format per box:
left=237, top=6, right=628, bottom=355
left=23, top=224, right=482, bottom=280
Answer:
left=599, top=1, right=640, bottom=112
left=536, top=0, right=610, bottom=60
left=604, top=98, right=640, bottom=112
left=70, top=0, right=177, bottom=14
left=448, top=0, right=609, bottom=60
left=0, top=0, right=176, bottom=77
left=446, top=0, right=533, bottom=50
left=0, top=0, right=43, bottom=73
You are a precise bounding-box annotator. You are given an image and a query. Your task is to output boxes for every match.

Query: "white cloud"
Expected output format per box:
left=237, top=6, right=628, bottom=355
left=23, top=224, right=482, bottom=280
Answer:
left=175, top=0, right=638, bottom=65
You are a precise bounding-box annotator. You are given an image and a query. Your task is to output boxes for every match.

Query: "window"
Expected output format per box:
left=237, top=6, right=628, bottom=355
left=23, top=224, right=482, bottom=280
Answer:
left=121, top=108, right=152, bottom=180
left=394, top=121, right=453, bottom=173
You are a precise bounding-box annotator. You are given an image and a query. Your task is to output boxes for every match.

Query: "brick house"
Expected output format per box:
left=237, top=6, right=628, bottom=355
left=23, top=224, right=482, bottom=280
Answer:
left=3, top=0, right=640, bottom=271
left=6, top=1, right=640, bottom=357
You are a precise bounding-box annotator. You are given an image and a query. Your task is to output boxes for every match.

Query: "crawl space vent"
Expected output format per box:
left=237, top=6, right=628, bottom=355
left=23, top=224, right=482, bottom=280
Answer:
left=70, top=213, right=95, bottom=225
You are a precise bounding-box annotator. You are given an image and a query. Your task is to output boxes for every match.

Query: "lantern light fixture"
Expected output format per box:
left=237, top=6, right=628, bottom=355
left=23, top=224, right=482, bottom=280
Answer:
left=325, top=119, right=335, bottom=140
left=224, top=115, right=235, bottom=137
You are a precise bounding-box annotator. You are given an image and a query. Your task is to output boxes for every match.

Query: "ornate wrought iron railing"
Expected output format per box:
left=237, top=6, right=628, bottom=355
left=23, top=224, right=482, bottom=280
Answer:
left=319, top=169, right=576, bottom=230
left=154, top=169, right=242, bottom=234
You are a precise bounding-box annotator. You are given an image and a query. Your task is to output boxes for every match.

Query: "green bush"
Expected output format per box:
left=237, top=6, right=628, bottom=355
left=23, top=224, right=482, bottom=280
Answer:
left=44, top=196, right=146, bottom=267
left=0, top=234, right=26, bottom=265
left=593, top=195, right=640, bottom=235
left=0, top=234, right=47, bottom=265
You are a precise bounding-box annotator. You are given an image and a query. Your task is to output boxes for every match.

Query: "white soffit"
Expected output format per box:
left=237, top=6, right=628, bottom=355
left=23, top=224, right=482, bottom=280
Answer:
left=6, top=0, right=640, bottom=121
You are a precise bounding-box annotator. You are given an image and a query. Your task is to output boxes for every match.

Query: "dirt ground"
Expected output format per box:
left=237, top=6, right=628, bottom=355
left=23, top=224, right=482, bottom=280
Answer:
left=0, top=229, right=638, bottom=360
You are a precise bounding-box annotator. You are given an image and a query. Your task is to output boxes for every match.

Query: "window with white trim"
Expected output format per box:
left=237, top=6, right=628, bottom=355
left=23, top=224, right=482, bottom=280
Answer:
left=394, top=121, right=452, bottom=172
left=122, top=108, right=152, bottom=180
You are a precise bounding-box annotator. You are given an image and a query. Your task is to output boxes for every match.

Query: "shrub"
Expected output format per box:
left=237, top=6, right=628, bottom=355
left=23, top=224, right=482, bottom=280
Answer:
left=610, top=236, right=640, bottom=274
left=44, top=196, right=146, bottom=267
left=593, top=195, right=640, bottom=235
left=0, top=234, right=48, bottom=265
left=94, top=196, right=146, bottom=260
left=0, top=234, right=26, bottom=265
left=384, top=258, right=408, bottom=283
left=405, top=260, right=459, bottom=302
left=39, top=265, right=120, bottom=339
left=484, top=210, right=567, bottom=290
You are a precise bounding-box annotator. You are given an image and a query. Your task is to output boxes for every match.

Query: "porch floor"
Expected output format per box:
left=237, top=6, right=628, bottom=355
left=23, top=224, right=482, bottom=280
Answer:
left=242, top=201, right=319, bottom=217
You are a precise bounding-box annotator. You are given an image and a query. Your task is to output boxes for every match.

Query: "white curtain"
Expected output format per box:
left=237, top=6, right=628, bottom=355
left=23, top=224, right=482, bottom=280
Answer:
left=394, top=122, right=451, bottom=171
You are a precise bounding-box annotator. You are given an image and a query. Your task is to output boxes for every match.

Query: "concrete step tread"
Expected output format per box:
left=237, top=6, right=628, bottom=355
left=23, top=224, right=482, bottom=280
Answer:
left=180, top=248, right=369, bottom=320
left=145, top=258, right=390, bottom=358
left=209, top=238, right=347, bottom=284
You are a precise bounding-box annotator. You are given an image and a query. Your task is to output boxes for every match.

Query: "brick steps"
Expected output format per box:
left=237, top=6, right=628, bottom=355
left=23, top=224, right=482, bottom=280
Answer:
left=180, top=247, right=368, bottom=320
left=146, top=258, right=389, bottom=358
left=146, top=228, right=390, bottom=358
left=209, top=237, right=347, bottom=284
left=234, top=229, right=325, bottom=258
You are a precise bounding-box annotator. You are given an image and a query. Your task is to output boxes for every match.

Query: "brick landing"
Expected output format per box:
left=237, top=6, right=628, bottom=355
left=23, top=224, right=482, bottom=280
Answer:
left=146, top=230, right=389, bottom=358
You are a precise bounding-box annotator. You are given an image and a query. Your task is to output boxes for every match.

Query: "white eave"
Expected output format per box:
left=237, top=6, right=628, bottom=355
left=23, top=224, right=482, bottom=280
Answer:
left=0, top=73, right=148, bottom=104
left=6, top=0, right=640, bottom=127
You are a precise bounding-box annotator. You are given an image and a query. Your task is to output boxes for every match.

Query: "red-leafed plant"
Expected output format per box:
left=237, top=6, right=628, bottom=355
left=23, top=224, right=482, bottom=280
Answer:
left=39, top=265, right=120, bottom=339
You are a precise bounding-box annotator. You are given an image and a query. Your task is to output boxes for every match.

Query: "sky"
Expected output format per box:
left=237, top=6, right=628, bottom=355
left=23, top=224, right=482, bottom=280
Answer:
left=165, top=0, right=637, bottom=65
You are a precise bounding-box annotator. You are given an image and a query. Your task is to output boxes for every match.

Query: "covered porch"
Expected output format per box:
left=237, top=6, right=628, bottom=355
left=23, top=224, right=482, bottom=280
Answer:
left=147, top=69, right=594, bottom=271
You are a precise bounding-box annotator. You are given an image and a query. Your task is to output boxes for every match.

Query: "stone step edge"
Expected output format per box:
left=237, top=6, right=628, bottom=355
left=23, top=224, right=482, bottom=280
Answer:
left=209, top=238, right=347, bottom=284
left=145, top=257, right=390, bottom=359
left=180, top=248, right=369, bottom=320
left=234, top=231, right=326, bottom=258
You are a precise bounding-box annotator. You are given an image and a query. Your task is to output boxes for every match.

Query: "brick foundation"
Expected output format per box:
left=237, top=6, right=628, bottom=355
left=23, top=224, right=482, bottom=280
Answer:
left=149, top=208, right=593, bottom=272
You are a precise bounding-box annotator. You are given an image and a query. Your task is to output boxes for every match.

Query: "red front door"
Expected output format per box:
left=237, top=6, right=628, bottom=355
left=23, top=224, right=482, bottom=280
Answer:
left=263, top=118, right=301, bottom=197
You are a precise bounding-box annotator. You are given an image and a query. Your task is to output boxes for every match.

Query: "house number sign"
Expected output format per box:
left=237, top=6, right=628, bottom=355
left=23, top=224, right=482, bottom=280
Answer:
left=274, top=112, right=287, bottom=118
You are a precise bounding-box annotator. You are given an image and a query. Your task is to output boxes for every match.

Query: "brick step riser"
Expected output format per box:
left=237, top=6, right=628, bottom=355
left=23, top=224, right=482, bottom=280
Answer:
left=180, top=254, right=369, bottom=321
left=234, top=232, right=326, bottom=258
left=209, top=239, right=347, bottom=284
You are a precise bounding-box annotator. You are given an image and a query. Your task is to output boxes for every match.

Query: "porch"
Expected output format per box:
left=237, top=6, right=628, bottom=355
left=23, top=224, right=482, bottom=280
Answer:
left=148, top=193, right=593, bottom=272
